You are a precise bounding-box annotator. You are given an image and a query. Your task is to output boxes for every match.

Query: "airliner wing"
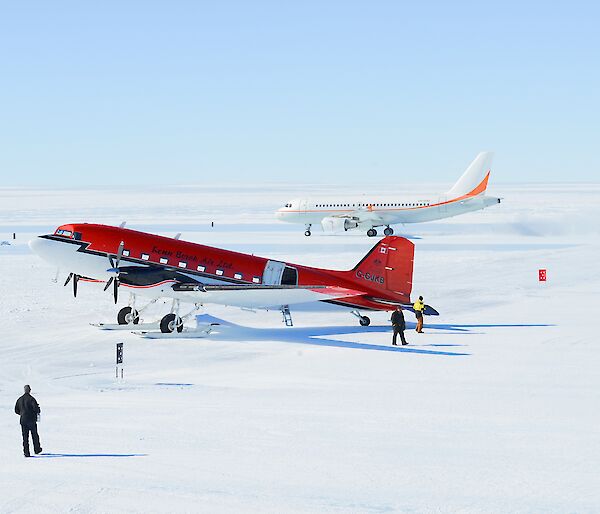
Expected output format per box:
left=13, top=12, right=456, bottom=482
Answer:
left=329, top=210, right=385, bottom=224
left=171, top=283, right=366, bottom=309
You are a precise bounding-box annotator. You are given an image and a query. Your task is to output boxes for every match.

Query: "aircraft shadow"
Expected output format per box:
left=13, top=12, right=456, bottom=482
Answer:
left=197, top=316, right=469, bottom=356
left=195, top=316, right=554, bottom=356
left=34, top=453, right=147, bottom=458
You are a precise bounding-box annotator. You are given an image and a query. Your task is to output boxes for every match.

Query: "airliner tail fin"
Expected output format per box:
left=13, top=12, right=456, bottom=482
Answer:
left=446, top=152, right=494, bottom=198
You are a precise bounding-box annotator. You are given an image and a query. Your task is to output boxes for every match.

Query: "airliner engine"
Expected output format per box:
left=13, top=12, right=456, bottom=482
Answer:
left=321, top=216, right=359, bottom=233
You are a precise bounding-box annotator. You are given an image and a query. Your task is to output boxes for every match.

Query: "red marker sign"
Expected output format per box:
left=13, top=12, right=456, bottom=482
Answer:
left=538, top=269, right=547, bottom=282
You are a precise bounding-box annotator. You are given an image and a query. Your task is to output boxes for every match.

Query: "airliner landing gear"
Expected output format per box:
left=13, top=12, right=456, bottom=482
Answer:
left=351, top=309, right=371, bottom=326
left=384, top=226, right=394, bottom=236
left=304, top=224, right=312, bottom=237
left=117, top=306, right=139, bottom=325
left=367, top=228, right=377, bottom=237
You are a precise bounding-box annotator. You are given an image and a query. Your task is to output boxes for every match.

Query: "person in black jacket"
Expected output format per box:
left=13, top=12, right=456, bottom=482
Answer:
left=15, top=385, right=42, bottom=457
left=391, top=306, right=408, bottom=346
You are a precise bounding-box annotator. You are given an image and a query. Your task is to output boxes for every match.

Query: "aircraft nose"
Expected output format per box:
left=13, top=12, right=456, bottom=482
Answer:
left=28, top=236, right=61, bottom=264
left=28, top=236, right=44, bottom=255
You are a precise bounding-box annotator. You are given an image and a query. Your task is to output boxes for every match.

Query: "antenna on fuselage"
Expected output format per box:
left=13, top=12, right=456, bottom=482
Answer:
left=119, top=221, right=127, bottom=228
left=174, top=233, right=181, bottom=240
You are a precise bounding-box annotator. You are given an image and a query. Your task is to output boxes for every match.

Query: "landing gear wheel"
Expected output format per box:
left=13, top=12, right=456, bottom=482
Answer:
left=367, top=228, right=377, bottom=237
left=304, top=230, right=311, bottom=237
left=117, top=306, right=139, bottom=325
left=384, top=227, right=394, bottom=236
left=160, top=313, right=183, bottom=333
left=359, top=316, right=371, bottom=326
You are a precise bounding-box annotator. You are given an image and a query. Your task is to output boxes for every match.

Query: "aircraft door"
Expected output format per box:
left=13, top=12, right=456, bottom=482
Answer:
left=262, top=260, right=286, bottom=285
left=298, top=199, right=308, bottom=212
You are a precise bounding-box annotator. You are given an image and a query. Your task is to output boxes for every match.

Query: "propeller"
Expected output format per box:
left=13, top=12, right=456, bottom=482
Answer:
left=105, top=241, right=125, bottom=304
left=64, top=272, right=80, bottom=297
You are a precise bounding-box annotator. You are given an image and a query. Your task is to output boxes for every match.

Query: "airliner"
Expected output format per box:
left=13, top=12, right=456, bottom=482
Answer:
left=29, top=224, right=437, bottom=333
left=276, top=152, right=500, bottom=236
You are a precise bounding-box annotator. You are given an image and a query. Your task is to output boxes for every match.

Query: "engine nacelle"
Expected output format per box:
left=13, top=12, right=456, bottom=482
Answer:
left=321, top=216, right=359, bottom=233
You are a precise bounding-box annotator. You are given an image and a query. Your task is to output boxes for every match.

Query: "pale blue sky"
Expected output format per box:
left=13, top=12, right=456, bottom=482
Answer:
left=1, top=1, right=598, bottom=185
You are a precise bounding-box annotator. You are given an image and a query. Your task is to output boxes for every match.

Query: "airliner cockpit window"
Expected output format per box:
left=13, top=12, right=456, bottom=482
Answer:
left=55, top=229, right=73, bottom=238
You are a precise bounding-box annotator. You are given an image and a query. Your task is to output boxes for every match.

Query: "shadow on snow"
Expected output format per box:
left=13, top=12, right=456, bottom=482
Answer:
left=34, top=453, right=146, bottom=458
left=194, top=315, right=554, bottom=357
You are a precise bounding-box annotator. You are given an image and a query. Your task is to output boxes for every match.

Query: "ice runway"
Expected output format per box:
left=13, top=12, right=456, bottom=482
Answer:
left=0, top=184, right=598, bottom=513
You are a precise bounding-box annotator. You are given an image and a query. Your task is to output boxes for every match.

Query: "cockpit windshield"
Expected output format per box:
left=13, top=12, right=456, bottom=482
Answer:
left=55, top=229, right=73, bottom=238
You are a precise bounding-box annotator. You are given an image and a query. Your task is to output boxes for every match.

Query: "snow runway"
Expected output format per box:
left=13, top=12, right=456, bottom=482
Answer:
left=0, top=184, right=598, bottom=513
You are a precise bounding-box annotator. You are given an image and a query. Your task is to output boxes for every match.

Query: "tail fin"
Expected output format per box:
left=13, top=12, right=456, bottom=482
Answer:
left=346, top=236, right=414, bottom=300
left=446, top=152, right=494, bottom=198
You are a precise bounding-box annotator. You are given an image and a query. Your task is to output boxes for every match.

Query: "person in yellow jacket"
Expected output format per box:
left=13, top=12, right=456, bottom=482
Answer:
left=413, top=296, right=425, bottom=333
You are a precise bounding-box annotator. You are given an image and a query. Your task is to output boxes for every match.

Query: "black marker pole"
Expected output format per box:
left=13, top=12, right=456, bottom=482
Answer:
left=116, top=342, right=124, bottom=380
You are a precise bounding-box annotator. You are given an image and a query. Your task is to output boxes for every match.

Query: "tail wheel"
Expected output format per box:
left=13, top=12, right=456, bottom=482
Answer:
left=160, top=313, right=183, bottom=333
left=117, top=306, right=139, bottom=325
left=367, top=228, right=377, bottom=237
left=384, top=227, right=394, bottom=236
left=359, top=316, right=371, bottom=326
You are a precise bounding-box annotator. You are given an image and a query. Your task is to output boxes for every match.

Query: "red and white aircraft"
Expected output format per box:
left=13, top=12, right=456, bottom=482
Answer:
left=29, top=223, right=437, bottom=333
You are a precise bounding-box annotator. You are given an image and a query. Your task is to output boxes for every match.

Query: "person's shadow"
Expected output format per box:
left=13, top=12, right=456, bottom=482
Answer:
left=33, top=453, right=146, bottom=458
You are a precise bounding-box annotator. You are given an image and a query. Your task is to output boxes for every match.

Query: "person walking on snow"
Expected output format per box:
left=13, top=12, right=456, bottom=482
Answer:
left=414, top=296, right=425, bottom=333
left=15, top=385, right=42, bottom=457
left=391, top=306, right=408, bottom=345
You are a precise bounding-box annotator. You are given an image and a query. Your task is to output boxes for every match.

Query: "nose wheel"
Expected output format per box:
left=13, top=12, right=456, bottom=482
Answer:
left=304, top=224, right=312, bottom=237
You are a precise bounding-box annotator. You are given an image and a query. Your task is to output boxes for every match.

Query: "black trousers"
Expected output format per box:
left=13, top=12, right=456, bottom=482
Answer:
left=21, top=421, right=41, bottom=455
left=392, top=326, right=407, bottom=345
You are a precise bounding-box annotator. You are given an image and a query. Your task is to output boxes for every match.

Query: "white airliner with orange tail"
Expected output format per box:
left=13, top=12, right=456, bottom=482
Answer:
left=276, top=152, right=500, bottom=236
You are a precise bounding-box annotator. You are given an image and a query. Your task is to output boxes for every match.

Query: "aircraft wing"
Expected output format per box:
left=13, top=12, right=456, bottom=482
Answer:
left=171, top=283, right=365, bottom=309
left=330, top=210, right=385, bottom=225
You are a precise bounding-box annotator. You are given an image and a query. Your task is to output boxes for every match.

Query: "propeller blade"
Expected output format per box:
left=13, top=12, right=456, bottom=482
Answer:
left=115, top=241, right=125, bottom=268
left=73, top=274, right=79, bottom=297
left=64, top=273, right=73, bottom=287
left=103, top=277, right=114, bottom=291
left=113, top=278, right=119, bottom=304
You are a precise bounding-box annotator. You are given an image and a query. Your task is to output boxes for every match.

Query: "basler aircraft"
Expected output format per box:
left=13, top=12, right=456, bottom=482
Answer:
left=276, top=151, right=500, bottom=236
left=29, top=224, right=437, bottom=333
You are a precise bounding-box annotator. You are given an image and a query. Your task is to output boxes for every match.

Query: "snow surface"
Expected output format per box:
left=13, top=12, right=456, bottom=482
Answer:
left=0, top=183, right=598, bottom=513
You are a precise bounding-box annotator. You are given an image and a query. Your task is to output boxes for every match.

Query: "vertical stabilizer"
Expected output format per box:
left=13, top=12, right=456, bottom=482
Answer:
left=446, top=152, right=494, bottom=198
left=344, top=236, right=414, bottom=300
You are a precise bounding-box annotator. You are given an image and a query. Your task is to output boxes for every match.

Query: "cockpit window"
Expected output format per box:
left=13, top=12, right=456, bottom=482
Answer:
left=284, top=203, right=292, bottom=208
left=55, top=229, right=73, bottom=238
